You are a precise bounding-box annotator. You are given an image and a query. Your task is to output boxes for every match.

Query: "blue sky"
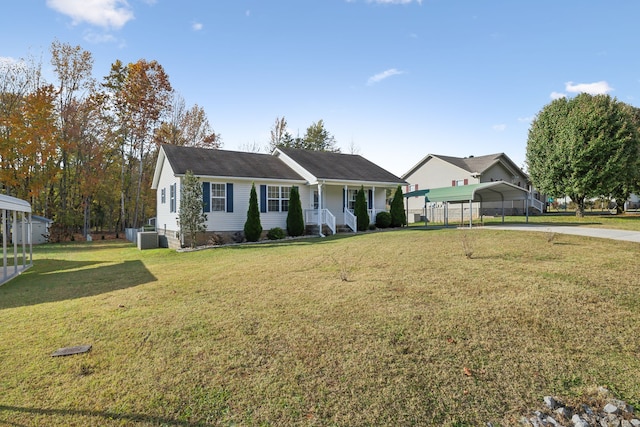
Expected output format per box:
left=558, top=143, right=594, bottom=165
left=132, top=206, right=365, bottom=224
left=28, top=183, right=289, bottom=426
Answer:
left=2, top=1, right=640, bottom=176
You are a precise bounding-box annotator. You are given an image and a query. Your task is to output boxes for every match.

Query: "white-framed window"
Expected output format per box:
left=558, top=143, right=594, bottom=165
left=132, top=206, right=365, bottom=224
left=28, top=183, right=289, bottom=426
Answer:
left=267, top=185, right=290, bottom=212
left=313, top=190, right=319, bottom=209
left=348, top=189, right=358, bottom=211
left=211, top=183, right=226, bottom=211
left=347, top=189, right=369, bottom=211
left=161, top=188, right=166, bottom=204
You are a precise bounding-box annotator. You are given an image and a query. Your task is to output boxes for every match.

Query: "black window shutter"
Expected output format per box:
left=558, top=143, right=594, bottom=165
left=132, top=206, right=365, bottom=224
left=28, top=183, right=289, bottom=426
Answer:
left=226, top=183, right=233, bottom=212
left=260, top=185, right=267, bottom=213
left=202, top=182, right=210, bottom=213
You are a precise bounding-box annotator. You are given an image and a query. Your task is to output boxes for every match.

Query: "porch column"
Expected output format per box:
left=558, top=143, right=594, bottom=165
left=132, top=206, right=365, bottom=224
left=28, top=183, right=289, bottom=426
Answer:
left=343, top=185, right=347, bottom=212
left=372, top=186, right=375, bottom=217
left=317, top=182, right=323, bottom=235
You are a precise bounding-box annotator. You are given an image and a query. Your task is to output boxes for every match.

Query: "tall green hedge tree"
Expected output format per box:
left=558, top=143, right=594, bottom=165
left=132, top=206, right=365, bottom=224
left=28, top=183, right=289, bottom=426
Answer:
left=177, top=170, right=207, bottom=248
left=355, top=186, right=369, bottom=231
left=526, top=94, right=640, bottom=217
left=390, top=185, right=406, bottom=227
left=244, top=183, right=262, bottom=241
left=286, top=186, right=305, bottom=237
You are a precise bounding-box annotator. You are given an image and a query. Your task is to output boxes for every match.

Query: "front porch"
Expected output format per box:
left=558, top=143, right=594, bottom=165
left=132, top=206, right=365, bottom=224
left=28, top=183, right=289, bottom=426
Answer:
left=303, top=207, right=386, bottom=235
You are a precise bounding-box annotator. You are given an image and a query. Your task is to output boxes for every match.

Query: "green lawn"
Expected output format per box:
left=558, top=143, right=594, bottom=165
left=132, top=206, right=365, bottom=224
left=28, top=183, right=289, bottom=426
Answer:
left=0, top=228, right=638, bottom=426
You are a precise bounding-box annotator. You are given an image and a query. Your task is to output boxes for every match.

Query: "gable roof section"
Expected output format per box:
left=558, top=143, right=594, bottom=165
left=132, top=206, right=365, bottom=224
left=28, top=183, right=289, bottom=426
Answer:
left=403, top=152, right=527, bottom=180
left=159, top=144, right=305, bottom=182
left=276, top=147, right=406, bottom=185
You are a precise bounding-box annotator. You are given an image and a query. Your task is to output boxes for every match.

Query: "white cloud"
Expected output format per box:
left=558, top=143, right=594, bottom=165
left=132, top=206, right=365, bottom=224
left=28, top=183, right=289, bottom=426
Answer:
left=565, top=80, right=613, bottom=95
left=83, top=31, right=117, bottom=43
left=46, top=0, right=134, bottom=29
left=518, top=116, right=534, bottom=123
left=367, top=68, right=404, bottom=85
left=550, top=91, right=566, bottom=100
left=492, top=124, right=507, bottom=132
left=192, top=22, right=203, bottom=31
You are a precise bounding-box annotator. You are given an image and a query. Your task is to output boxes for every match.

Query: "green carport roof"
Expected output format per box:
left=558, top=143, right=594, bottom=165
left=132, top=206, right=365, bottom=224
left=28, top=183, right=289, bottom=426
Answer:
left=404, top=181, right=529, bottom=204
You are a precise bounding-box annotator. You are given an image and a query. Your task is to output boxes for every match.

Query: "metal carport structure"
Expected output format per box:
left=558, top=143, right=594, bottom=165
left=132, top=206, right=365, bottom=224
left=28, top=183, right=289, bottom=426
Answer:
left=404, top=181, right=532, bottom=227
left=1, top=194, right=33, bottom=285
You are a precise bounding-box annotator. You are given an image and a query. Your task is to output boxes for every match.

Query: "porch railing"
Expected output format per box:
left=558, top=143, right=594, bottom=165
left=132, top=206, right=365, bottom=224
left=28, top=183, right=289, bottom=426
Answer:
left=528, top=197, right=544, bottom=213
left=368, top=209, right=383, bottom=223
left=304, top=209, right=336, bottom=235
left=344, top=209, right=356, bottom=232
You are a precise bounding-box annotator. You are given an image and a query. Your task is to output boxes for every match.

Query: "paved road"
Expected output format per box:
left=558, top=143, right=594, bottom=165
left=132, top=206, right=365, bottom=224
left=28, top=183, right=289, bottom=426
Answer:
left=485, top=224, right=640, bottom=243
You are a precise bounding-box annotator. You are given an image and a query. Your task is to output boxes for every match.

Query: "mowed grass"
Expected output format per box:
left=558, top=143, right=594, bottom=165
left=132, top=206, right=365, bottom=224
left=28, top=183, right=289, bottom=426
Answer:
left=484, top=212, right=640, bottom=231
left=0, top=229, right=639, bottom=426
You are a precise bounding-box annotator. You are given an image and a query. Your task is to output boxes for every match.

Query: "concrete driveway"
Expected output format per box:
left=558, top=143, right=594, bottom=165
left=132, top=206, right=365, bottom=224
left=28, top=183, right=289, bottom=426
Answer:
left=485, top=224, right=640, bottom=243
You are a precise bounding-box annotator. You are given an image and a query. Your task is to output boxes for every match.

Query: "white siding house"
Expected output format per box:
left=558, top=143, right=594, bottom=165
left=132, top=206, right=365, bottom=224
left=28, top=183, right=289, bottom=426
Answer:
left=402, top=153, right=543, bottom=223
left=151, top=145, right=406, bottom=248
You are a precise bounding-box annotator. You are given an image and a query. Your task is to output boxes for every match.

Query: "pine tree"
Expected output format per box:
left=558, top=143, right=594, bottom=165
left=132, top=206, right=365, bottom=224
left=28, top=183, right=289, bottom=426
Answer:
left=244, top=183, right=262, bottom=241
left=390, top=185, right=406, bottom=227
left=286, top=186, right=305, bottom=237
left=355, top=186, right=370, bottom=231
left=177, top=170, right=207, bottom=248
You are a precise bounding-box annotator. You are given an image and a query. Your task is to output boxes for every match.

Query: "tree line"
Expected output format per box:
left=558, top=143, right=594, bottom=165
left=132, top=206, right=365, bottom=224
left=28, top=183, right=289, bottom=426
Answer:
left=1, top=41, right=348, bottom=240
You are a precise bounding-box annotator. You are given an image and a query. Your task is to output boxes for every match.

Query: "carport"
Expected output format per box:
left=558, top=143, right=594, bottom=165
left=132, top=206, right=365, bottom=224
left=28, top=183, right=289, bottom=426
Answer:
left=404, top=181, right=532, bottom=227
left=1, top=194, right=33, bottom=285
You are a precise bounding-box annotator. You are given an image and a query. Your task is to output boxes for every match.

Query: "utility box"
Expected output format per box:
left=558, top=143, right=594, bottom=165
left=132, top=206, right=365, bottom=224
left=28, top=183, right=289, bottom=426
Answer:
left=137, top=231, right=158, bottom=250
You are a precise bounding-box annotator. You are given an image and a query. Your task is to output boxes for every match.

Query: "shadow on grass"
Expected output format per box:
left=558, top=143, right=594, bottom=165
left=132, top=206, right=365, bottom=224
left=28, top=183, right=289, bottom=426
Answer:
left=0, top=404, right=203, bottom=426
left=0, top=259, right=157, bottom=310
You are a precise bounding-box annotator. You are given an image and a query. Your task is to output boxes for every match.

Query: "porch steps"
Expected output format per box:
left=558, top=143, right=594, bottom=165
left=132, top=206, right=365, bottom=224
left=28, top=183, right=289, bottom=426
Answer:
left=305, top=224, right=355, bottom=235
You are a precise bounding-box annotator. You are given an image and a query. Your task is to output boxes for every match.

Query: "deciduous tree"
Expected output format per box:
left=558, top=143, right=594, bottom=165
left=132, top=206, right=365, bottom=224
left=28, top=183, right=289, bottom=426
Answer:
left=526, top=94, right=640, bottom=217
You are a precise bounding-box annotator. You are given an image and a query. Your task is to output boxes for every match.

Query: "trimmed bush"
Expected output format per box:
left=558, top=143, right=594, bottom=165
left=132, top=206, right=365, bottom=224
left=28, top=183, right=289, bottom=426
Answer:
left=286, top=186, right=305, bottom=237
left=390, top=185, right=407, bottom=227
left=355, top=186, right=370, bottom=231
left=375, top=211, right=392, bottom=228
left=267, top=227, right=285, bottom=240
left=244, top=183, right=262, bottom=242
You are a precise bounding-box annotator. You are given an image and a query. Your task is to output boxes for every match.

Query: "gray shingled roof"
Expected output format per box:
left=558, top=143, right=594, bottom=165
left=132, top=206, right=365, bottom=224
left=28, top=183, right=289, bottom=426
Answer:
left=161, top=144, right=304, bottom=181
left=278, top=147, right=405, bottom=184
left=433, top=153, right=506, bottom=174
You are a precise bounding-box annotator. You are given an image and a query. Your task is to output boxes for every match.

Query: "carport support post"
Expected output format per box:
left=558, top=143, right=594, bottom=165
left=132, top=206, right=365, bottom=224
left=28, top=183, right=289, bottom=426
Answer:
left=526, top=191, right=530, bottom=223
left=469, top=199, right=473, bottom=228
left=12, top=210, right=17, bottom=276
left=2, top=209, right=6, bottom=282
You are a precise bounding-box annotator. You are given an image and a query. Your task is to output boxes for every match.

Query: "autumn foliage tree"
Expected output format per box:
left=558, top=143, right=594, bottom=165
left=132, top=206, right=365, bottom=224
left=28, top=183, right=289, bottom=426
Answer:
left=0, top=41, right=219, bottom=239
